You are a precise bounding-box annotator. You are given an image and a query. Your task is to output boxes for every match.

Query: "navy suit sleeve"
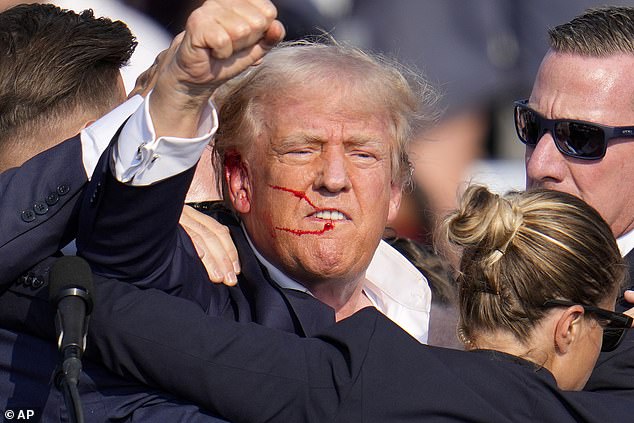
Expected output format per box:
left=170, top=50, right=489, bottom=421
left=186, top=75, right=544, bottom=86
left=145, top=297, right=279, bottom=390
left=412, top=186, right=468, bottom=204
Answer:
left=585, top=331, right=634, bottom=396
left=0, top=136, right=86, bottom=290
left=77, top=155, right=202, bottom=294
left=86, top=278, right=371, bottom=423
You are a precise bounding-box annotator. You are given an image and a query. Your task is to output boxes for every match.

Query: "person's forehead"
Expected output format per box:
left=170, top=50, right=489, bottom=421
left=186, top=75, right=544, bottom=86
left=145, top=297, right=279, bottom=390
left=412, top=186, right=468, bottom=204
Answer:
left=531, top=51, right=634, bottom=124
left=265, top=90, right=394, bottom=136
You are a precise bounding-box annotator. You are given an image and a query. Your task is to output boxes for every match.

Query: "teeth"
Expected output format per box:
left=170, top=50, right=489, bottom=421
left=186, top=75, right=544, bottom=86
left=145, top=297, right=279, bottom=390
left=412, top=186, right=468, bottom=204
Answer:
left=313, top=210, right=345, bottom=220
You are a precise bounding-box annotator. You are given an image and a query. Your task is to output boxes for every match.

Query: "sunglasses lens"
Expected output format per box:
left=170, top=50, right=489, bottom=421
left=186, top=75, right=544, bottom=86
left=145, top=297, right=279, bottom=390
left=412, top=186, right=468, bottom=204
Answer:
left=554, top=122, right=605, bottom=159
left=602, top=327, right=626, bottom=352
left=515, top=107, right=540, bottom=145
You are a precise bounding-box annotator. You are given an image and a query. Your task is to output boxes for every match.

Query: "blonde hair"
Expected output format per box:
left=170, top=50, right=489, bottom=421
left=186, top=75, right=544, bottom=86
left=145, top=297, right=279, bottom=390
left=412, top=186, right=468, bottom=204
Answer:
left=211, top=39, right=438, bottom=198
left=443, top=186, right=625, bottom=346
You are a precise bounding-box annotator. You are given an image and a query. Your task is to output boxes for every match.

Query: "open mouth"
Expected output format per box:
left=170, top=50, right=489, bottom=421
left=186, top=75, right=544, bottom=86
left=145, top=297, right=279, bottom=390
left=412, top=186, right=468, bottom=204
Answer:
left=309, top=209, right=349, bottom=221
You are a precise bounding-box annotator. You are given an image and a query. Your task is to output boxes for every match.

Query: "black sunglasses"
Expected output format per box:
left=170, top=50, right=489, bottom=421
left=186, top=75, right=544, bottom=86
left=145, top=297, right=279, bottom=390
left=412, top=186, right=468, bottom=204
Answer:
left=514, top=99, right=634, bottom=160
left=543, top=299, right=632, bottom=352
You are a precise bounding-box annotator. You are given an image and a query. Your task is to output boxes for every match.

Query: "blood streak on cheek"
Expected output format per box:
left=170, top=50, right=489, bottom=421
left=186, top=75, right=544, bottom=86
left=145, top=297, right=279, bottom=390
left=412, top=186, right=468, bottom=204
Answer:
left=276, top=221, right=335, bottom=236
left=269, top=185, right=335, bottom=236
left=269, top=185, right=318, bottom=210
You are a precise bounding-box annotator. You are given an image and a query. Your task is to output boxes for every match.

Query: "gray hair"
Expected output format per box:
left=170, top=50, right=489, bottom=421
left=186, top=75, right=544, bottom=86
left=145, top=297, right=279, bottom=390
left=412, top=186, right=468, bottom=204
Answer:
left=211, top=39, right=438, bottom=198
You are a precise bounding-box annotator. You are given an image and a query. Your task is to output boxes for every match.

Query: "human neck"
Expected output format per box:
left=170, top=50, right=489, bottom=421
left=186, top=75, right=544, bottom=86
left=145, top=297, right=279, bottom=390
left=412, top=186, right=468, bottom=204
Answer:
left=470, top=330, right=551, bottom=370
left=306, top=277, right=373, bottom=321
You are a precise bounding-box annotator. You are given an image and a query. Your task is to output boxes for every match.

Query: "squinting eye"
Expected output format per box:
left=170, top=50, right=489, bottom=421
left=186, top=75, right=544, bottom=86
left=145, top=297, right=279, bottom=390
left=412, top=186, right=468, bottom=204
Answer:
left=351, top=151, right=376, bottom=159
left=287, top=149, right=312, bottom=155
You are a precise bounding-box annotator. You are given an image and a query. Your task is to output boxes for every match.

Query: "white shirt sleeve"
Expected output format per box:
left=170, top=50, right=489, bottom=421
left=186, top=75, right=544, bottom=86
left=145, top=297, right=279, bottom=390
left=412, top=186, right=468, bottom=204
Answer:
left=80, top=95, right=144, bottom=180
left=113, top=90, right=219, bottom=186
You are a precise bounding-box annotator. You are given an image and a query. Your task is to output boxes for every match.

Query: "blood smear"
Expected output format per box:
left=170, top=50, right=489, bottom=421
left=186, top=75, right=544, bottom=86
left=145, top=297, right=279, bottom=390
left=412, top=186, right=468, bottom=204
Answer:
left=270, top=185, right=335, bottom=235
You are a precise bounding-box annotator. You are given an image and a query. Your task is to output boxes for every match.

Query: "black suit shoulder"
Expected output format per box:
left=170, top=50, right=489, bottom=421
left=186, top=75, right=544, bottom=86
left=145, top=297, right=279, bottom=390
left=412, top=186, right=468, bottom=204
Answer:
left=0, top=136, right=86, bottom=290
left=585, top=250, right=634, bottom=396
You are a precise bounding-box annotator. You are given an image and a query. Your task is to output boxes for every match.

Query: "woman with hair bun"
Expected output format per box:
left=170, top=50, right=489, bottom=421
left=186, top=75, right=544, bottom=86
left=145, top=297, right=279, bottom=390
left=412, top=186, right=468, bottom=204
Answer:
left=445, top=186, right=628, bottom=390
left=75, top=187, right=634, bottom=421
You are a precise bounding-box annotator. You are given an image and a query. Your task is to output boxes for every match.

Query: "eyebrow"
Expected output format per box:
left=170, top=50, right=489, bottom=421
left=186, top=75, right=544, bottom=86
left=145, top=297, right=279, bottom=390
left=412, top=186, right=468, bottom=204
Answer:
left=275, top=134, right=389, bottom=150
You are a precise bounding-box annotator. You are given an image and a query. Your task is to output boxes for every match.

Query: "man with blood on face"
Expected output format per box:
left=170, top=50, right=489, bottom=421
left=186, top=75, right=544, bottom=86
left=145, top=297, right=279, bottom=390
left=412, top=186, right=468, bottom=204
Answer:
left=227, top=80, right=402, bottom=317
left=212, top=42, right=435, bottom=323
left=76, top=36, right=435, bottom=343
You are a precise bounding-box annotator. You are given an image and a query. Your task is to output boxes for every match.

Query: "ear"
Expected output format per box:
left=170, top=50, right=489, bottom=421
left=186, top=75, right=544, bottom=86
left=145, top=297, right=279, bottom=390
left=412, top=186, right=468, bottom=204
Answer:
left=386, top=183, right=402, bottom=223
left=225, top=150, right=251, bottom=214
left=553, top=305, right=585, bottom=354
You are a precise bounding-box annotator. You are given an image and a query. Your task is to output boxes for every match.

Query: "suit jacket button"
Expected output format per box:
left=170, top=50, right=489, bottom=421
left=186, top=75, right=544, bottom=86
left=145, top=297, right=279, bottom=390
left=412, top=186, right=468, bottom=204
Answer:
left=21, top=210, right=36, bottom=222
left=33, top=201, right=49, bottom=215
left=46, top=192, right=59, bottom=206
left=57, top=184, right=70, bottom=196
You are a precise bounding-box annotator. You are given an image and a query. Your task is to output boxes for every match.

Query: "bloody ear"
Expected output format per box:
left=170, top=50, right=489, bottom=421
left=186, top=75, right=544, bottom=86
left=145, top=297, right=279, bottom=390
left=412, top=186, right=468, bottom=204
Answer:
left=225, top=151, right=251, bottom=213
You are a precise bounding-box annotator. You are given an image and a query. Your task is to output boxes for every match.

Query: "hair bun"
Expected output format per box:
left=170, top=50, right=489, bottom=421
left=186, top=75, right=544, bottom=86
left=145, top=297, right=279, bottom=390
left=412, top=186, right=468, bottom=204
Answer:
left=445, top=186, right=523, bottom=263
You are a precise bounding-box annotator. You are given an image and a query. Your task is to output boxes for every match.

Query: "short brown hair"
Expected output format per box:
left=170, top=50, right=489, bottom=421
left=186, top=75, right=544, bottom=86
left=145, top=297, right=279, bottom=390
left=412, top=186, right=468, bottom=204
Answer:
left=549, top=6, right=634, bottom=55
left=0, top=4, right=136, bottom=162
left=443, top=186, right=625, bottom=346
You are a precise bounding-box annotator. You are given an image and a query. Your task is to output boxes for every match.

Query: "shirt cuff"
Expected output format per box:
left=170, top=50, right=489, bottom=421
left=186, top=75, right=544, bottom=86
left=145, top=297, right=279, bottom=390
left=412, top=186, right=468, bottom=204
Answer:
left=81, top=95, right=144, bottom=180
left=113, top=90, right=219, bottom=186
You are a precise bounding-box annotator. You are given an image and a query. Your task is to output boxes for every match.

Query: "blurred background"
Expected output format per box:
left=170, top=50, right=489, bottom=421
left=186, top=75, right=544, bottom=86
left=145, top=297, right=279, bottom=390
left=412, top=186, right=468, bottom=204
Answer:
left=4, top=0, right=634, bottom=249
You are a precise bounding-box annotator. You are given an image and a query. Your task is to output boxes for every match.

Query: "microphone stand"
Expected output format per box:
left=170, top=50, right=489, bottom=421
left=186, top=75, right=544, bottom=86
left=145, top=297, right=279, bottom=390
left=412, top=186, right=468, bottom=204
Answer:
left=49, top=257, right=94, bottom=423
left=56, top=345, right=85, bottom=423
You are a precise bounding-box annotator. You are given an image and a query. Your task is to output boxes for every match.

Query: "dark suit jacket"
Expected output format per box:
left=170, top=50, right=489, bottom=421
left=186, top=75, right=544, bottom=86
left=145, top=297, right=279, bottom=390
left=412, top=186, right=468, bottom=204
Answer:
left=0, top=136, right=85, bottom=291
left=76, top=156, right=336, bottom=336
left=0, top=135, right=228, bottom=421
left=0, top=145, right=335, bottom=421
left=584, top=250, right=634, bottom=396
left=63, top=279, right=634, bottom=423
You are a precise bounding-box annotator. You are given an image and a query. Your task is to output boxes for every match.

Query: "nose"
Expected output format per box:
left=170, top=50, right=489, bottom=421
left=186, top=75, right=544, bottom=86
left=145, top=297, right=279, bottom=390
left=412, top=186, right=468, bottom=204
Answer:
left=525, top=132, right=566, bottom=188
left=314, top=148, right=351, bottom=193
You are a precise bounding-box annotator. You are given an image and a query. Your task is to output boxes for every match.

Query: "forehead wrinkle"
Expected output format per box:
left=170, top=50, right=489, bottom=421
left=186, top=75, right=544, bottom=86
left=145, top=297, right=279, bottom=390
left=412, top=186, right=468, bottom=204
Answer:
left=274, top=134, right=323, bottom=148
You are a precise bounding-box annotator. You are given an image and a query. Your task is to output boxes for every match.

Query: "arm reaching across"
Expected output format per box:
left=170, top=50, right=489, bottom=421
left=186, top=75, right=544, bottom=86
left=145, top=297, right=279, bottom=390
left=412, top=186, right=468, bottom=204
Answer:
left=78, top=0, right=283, bottom=288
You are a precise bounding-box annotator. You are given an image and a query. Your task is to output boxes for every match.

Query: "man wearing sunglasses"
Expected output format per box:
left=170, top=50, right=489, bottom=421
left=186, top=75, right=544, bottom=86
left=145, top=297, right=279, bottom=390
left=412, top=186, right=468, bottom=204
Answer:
left=515, top=6, right=634, bottom=396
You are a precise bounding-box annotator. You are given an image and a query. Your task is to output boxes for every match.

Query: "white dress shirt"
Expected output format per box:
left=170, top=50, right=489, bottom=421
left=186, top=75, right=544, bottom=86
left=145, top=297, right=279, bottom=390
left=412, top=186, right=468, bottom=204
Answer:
left=617, top=229, right=634, bottom=258
left=246, top=233, right=431, bottom=343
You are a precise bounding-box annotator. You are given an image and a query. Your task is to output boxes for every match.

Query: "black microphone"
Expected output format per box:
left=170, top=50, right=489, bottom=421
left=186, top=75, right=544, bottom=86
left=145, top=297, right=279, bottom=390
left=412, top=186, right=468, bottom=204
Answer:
left=49, top=256, right=94, bottom=385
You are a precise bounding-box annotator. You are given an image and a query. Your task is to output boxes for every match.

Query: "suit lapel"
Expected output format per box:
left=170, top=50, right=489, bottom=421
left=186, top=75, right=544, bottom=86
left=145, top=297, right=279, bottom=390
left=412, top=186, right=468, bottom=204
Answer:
left=209, top=205, right=335, bottom=336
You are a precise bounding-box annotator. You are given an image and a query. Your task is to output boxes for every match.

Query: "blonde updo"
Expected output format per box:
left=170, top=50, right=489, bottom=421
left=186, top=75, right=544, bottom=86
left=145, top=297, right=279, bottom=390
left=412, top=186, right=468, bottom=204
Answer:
left=443, top=186, right=625, bottom=346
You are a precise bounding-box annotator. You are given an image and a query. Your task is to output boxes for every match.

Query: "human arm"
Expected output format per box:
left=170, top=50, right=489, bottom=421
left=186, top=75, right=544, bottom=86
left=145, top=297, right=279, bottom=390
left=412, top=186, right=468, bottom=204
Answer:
left=77, top=0, right=283, bottom=288
left=85, top=277, right=364, bottom=422
left=0, top=90, right=145, bottom=291
left=0, top=137, right=85, bottom=290
left=180, top=205, right=240, bottom=285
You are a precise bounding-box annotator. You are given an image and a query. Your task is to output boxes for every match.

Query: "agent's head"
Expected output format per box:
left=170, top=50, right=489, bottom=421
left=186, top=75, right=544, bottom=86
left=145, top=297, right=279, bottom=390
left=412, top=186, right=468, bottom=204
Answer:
left=520, top=6, right=634, bottom=237
left=212, top=41, right=437, bottom=291
left=444, top=186, right=627, bottom=390
left=0, top=4, right=136, bottom=171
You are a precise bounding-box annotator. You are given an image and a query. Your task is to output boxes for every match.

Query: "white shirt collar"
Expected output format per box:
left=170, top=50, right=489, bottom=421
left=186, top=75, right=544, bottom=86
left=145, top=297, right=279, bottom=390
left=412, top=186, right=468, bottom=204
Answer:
left=243, top=226, right=431, bottom=343
left=617, top=229, right=634, bottom=257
